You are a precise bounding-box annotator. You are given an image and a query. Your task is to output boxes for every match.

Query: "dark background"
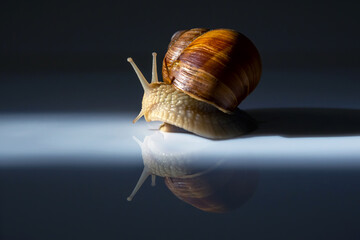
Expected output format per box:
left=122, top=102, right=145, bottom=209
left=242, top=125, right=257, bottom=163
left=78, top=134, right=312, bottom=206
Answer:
left=1, top=0, right=359, bottom=112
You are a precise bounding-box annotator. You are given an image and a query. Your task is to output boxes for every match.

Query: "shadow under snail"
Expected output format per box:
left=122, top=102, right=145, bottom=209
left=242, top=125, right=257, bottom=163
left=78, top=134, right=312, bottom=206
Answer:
left=127, top=28, right=261, bottom=139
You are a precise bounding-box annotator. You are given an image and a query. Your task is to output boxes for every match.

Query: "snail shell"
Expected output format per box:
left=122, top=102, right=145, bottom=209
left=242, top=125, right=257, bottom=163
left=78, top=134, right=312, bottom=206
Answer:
left=127, top=28, right=261, bottom=139
left=163, top=28, right=261, bottom=113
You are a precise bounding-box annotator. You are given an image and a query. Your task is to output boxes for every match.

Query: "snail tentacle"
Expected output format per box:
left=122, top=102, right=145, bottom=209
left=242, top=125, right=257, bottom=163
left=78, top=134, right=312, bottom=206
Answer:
left=127, top=166, right=151, bottom=201
left=151, top=175, right=156, bottom=187
left=151, top=52, right=158, bottom=83
left=127, top=57, right=150, bottom=92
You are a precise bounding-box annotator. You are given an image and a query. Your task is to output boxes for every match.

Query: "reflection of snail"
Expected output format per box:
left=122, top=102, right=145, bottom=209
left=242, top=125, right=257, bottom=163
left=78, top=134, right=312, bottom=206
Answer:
left=127, top=28, right=260, bottom=139
left=128, top=132, right=258, bottom=213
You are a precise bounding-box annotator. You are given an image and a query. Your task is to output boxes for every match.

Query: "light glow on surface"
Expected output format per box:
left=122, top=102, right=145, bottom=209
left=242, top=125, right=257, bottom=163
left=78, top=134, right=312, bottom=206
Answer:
left=0, top=113, right=360, bottom=168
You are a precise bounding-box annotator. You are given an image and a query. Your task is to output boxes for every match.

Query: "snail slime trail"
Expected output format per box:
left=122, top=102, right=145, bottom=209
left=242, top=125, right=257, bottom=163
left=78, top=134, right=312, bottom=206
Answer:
left=127, top=28, right=261, bottom=139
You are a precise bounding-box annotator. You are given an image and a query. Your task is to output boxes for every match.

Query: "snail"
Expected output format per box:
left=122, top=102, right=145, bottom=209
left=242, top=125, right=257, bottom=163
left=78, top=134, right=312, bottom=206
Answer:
left=127, top=132, right=259, bottom=213
left=127, top=28, right=261, bottom=139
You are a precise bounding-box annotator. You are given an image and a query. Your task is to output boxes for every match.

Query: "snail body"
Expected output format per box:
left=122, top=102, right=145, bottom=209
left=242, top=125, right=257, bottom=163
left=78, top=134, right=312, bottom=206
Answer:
left=128, top=28, right=261, bottom=139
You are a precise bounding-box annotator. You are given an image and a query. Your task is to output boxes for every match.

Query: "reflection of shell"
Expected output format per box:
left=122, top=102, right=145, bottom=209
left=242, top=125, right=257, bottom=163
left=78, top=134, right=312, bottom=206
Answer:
left=165, top=168, right=258, bottom=213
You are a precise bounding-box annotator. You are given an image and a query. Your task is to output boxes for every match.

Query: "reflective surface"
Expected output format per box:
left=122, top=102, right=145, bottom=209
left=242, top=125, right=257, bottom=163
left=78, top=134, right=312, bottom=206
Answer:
left=1, top=111, right=360, bottom=239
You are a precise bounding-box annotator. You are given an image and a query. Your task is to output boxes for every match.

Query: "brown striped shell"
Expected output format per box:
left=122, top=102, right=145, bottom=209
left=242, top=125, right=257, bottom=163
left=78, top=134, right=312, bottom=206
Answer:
left=162, top=28, right=262, bottom=113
